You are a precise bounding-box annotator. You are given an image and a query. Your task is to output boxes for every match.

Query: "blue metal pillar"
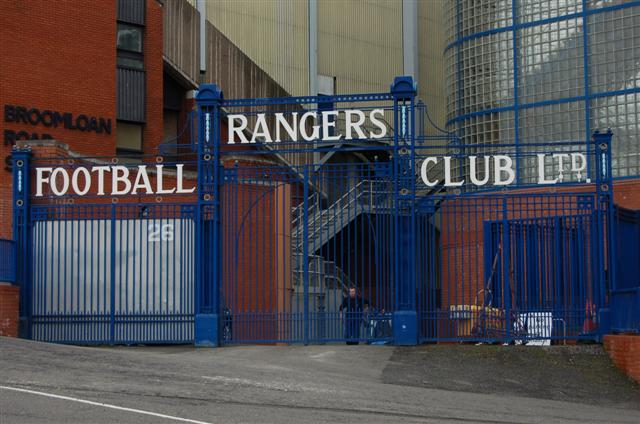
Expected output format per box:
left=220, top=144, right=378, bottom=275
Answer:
left=391, top=76, right=418, bottom=345
left=592, top=129, right=615, bottom=339
left=12, top=147, right=31, bottom=338
left=194, top=84, right=224, bottom=347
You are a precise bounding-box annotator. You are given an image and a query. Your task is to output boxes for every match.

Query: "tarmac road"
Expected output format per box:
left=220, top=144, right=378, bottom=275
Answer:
left=0, top=337, right=638, bottom=423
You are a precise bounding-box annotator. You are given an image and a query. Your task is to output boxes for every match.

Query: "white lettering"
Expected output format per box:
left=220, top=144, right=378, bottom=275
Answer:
left=537, top=154, right=557, bottom=184
left=571, top=153, right=587, bottom=180
left=494, top=155, right=515, bottom=186
left=275, top=112, right=297, bottom=142
left=469, top=156, right=490, bottom=186
left=344, top=110, right=367, bottom=140
left=91, top=166, right=111, bottom=195
left=420, top=157, right=438, bottom=187
left=227, top=114, right=249, bottom=144
left=322, top=110, right=342, bottom=141
left=35, top=167, right=53, bottom=197
left=50, top=168, right=70, bottom=196
left=251, top=114, right=271, bottom=143
left=71, top=167, right=91, bottom=196
left=369, top=109, right=387, bottom=139
left=176, top=164, right=196, bottom=194
left=131, top=165, right=153, bottom=195
left=553, top=153, right=571, bottom=182
left=443, top=157, right=464, bottom=187
left=111, top=166, right=131, bottom=195
left=155, top=165, right=176, bottom=195
left=299, top=112, right=320, bottom=140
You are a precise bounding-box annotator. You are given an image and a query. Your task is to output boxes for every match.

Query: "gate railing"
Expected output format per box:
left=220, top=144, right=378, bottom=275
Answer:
left=0, top=239, right=15, bottom=284
left=291, top=192, right=319, bottom=229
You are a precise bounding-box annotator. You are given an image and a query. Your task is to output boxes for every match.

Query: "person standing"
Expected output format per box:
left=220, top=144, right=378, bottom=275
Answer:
left=340, top=287, right=368, bottom=345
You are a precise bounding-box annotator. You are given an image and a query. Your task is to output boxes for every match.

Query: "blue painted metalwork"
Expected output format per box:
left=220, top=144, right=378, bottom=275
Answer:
left=11, top=75, right=620, bottom=346
left=0, top=239, right=16, bottom=284
left=444, top=1, right=640, bottom=53
left=445, top=1, right=640, bottom=183
left=609, top=207, right=640, bottom=333
left=194, top=84, right=223, bottom=346
left=12, top=148, right=31, bottom=337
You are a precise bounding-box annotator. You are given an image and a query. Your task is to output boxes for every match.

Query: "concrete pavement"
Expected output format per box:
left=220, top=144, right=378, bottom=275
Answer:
left=0, top=337, right=638, bottom=423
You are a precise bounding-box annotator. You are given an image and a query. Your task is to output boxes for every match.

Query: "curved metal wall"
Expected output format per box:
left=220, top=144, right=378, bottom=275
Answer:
left=445, top=0, right=640, bottom=180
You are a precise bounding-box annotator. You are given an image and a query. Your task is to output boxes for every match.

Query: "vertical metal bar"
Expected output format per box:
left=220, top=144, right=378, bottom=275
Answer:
left=303, top=167, right=310, bottom=345
left=582, top=0, right=591, bottom=175
left=512, top=0, right=520, bottom=185
left=502, top=198, right=511, bottom=343
left=110, top=204, right=116, bottom=345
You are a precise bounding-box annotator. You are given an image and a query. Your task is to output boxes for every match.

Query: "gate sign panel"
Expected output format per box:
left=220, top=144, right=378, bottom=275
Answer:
left=12, top=76, right=616, bottom=346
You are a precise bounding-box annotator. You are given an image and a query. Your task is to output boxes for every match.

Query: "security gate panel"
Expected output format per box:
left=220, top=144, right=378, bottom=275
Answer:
left=29, top=205, right=195, bottom=344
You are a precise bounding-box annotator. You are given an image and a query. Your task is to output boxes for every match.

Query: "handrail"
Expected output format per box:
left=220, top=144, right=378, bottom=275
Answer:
left=291, top=179, right=391, bottom=253
left=291, top=192, right=319, bottom=229
left=291, top=253, right=352, bottom=294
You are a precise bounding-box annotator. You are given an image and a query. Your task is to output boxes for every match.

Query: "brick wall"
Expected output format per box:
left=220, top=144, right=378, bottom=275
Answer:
left=613, top=180, right=640, bottom=210
left=0, top=285, right=19, bottom=337
left=604, top=335, right=640, bottom=383
left=0, top=1, right=165, bottom=240
left=0, top=2, right=114, bottom=238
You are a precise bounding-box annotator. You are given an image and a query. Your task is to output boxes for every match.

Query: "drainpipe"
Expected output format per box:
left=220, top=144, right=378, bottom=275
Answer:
left=198, top=0, right=207, bottom=83
left=402, top=0, right=418, bottom=84
left=308, top=0, right=319, bottom=164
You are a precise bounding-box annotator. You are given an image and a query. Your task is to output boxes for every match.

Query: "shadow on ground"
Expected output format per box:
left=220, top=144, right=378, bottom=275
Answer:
left=382, top=344, right=640, bottom=409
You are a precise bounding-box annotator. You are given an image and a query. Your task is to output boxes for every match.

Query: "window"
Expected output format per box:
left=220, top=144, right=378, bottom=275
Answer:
left=117, top=121, right=143, bottom=153
left=117, top=23, right=143, bottom=69
left=117, top=24, right=142, bottom=52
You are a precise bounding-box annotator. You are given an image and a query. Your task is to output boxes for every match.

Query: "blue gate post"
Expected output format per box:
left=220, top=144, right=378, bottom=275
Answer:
left=12, top=147, right=32, bottom=338
left=194, top=84, right=224, bottom=346
left=592, top=129, right=615, bottom=338
left=391, top=76, right=418, bottom=345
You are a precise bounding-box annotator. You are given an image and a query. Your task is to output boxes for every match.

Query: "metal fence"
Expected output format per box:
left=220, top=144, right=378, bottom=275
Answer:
left=0, top=239, right=15, bottom=283
left=611, top=207, right=640, bottom=333
left=12, top=76, right=617, bottom=345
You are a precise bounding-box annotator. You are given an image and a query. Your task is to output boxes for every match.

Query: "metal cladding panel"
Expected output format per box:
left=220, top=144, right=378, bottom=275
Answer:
left=117, top=67, right=146, bottom=122
left=317, top=1, right=402, bottom=95
left=418, top=0, right=447, bottom=138
left=205, top=0, right=309, bottom=96
left=117, top=0, right=146, bottom=25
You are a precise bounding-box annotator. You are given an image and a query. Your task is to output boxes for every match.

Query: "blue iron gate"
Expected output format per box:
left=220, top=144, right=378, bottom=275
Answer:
left=12, top=76, right=616, bottom=345
left=0, top=239, right=15, bottom=283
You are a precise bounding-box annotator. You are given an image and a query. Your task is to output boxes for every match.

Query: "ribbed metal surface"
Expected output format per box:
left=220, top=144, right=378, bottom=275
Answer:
left=117, top=0, right=145, bottom=25
left=202, top=0, right=446, bottom=136
left=163, top=0, right=199, bottom=86
left=318, top=1, right=402, bottom=95
left=418, top=1, right=447, bottom=136
left=117, top=67, right=146, bottom=122
left=205, top=0, right=309, bottom=96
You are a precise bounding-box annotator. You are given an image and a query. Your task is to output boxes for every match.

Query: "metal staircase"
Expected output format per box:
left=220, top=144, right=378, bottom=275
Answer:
left=291, top=179, right=391, bottom=255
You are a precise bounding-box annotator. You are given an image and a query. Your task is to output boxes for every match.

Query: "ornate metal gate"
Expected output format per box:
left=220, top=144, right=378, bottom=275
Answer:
left=12, top=76, right=615, bottom=345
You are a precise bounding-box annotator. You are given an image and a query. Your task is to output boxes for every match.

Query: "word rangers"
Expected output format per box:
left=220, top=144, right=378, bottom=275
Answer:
left=226, top=109, right=387, bottom=144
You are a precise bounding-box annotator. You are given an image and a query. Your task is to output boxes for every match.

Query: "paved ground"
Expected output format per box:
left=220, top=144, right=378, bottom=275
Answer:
left=0, top=338, right=638, bottom=423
